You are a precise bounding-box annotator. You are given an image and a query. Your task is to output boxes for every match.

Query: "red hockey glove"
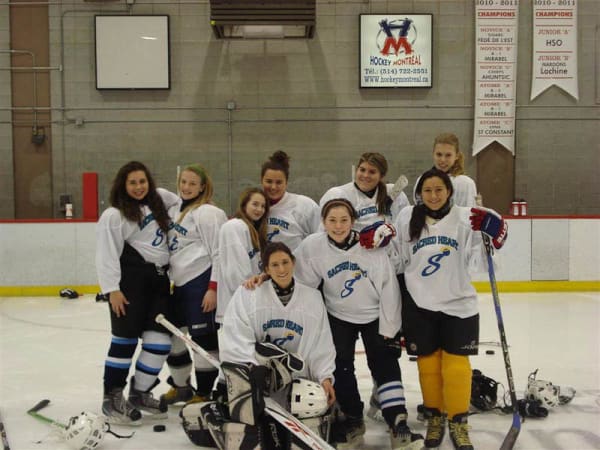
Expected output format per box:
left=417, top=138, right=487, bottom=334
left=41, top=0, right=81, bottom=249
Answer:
left=470, top=207, right=508, bottom=249
left=359, top=221, right=396, bottom=249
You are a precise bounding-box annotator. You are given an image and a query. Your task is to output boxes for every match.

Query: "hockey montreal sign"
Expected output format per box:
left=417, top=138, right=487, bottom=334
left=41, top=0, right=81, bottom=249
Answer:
left=359, top=14, right=433, bottom=88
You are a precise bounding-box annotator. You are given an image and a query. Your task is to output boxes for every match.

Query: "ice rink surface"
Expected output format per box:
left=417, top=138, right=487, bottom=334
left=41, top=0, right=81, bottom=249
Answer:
left=1, top=292, right=599, bottom=450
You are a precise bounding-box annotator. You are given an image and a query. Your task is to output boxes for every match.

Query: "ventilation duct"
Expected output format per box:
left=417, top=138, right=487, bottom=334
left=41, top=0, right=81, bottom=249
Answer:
left=210, top=0, right=316, bottom=39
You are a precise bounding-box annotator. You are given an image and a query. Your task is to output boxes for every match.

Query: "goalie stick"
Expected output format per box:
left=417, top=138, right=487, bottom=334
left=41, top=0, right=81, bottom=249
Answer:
left=483, top=235, right=521, bottom=450
left=389, top=175, right=409, bottom=201
left=155, top=314, right=334, bottom=450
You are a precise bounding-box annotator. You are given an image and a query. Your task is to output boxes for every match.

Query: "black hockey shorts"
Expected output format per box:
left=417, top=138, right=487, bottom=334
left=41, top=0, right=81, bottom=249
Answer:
left=401, top=288, right=479, bottom=357
left=168, top=267, right=218, bottom=337
left=110, top=262, right=170, bottom=338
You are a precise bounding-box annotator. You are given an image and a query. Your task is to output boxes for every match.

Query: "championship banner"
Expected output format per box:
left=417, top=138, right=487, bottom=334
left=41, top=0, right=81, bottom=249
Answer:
left=531, top=0, right=578, bottom=100
left=473, top=1, right=519, bottom=156
left=359, top=14, right=432, bottom=88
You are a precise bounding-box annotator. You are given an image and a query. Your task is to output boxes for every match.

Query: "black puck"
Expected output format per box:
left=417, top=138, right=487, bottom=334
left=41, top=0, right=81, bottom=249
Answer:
left=409, top=356, right=417, bottom=362
left=153, top=424, right=166, bottom=432
left=486, top=350, right=495, bottom=355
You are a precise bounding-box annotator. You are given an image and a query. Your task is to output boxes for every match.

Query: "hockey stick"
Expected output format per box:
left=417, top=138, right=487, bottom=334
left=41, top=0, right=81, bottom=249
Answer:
left=155, top=314, right=334, bottom=450
left=155, top=313, right=220, bottom=368
left=0, top=409, right=10, bottom=450
left=482, top=235, right=521, bottom=450
left=27, top=399, right=134, bottom=445
left=389, top=175, right=408, bottom=201
left=27, top=400, right=66, bottom=429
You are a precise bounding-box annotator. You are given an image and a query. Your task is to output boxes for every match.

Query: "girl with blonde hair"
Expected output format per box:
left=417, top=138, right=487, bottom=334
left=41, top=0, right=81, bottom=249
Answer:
left=161, top=164, right=228, bottom=406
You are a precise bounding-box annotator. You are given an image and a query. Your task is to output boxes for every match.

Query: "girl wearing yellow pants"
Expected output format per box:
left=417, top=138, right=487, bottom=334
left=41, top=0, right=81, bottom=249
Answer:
left=392, top=168, right=508, bottom=449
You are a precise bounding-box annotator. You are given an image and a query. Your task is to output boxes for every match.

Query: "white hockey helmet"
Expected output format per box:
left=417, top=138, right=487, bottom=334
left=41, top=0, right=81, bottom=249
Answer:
left=525, top=369, right=559, bottom=409
left=64, top=412, right=107, bottom=450
left=289, top=378, right=329, bottom=419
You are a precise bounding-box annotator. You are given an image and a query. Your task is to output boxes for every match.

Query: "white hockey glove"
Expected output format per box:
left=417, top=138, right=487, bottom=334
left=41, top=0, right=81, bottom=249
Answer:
left=255, top=342, right=305, bottom=392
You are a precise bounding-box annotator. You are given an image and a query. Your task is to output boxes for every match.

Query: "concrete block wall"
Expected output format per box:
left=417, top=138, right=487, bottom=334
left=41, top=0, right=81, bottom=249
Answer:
left=1, top=0, right=598, bottom=218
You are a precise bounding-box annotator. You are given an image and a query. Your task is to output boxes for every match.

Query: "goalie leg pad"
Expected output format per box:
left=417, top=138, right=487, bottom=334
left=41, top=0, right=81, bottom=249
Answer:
left=180, top=402, right=221, bottom=448
left=222, top=362, right=268, bottom=426
left=261, top=416, right=290, bottom=449
left=223, top=422, right=261, bottom=450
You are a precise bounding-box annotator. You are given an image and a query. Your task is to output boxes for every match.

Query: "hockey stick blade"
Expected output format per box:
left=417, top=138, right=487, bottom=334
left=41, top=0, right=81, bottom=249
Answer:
left=483, top=235, right=521, bottom=450
left=389, top=175, right=408, bottom=201
left=156, top=314, right=334, bottom=450
left=27, top=400, right=50, bottom=414
left=0, top=409, right=10, bottom=450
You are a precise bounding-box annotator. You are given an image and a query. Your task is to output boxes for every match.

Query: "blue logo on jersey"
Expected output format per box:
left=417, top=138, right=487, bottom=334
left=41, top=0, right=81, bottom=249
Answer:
left=272, top=334, right=295, bottom=347
left=139, top=213, right=155, bottom=230
left=421, top=247, right=451, bottom=276
left=341, top=271, right=363, bottom=298
left=167, top=222, right=188, bottom=251
left=267, top=228, right=280, bottom=242
left=152, top=228, right=165, bottom=247
left=248, top=247, right=259, bottom=259
left=168, top=235, right=178, bottom=251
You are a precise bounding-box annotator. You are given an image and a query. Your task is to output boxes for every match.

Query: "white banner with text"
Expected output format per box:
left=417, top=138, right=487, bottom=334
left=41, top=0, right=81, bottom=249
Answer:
left=531, top=0, right=578, bottom=100
left=473, top=0, right=519, bottom=156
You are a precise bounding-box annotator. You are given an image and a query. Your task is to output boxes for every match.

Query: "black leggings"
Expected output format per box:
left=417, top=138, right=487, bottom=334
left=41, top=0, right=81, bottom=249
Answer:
left=328, top=314, right=403, bottom=421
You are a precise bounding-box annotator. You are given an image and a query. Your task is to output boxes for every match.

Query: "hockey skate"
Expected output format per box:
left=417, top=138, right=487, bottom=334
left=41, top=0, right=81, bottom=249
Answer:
left=424, top=408, right=446, bottom=449
left=448, top=413, right=473, bottom=450
left=161, top=377, right=209, bottom=406
left=417, top=403, right=432, bottom=422
left=161, top=384, right=195, bottom=405
left=128, top=377, right=168, bottom=419
left=390, top=414, right=424, bottom=450
left=329, top=415, right=365, bottom=448
left=102, top=387, right=142, bottom=426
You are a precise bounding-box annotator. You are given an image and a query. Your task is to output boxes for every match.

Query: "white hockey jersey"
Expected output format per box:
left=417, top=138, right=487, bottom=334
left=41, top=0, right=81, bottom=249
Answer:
left=167, top=201, right=227, bottom=287
left=216, top=218, right=263, bottom=323
left=392, top=205, right=492, bottom=318
left=293, top=232, right=401, bottom=338
left=319, top=181, right=409, bottom=232
left=413, top=174, right=477, bottom=208
left=266, top=192, right=320, bottom=250
left=96, top=188, right=178, bottom=294
left=220, top=281, right=336, bottom=385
